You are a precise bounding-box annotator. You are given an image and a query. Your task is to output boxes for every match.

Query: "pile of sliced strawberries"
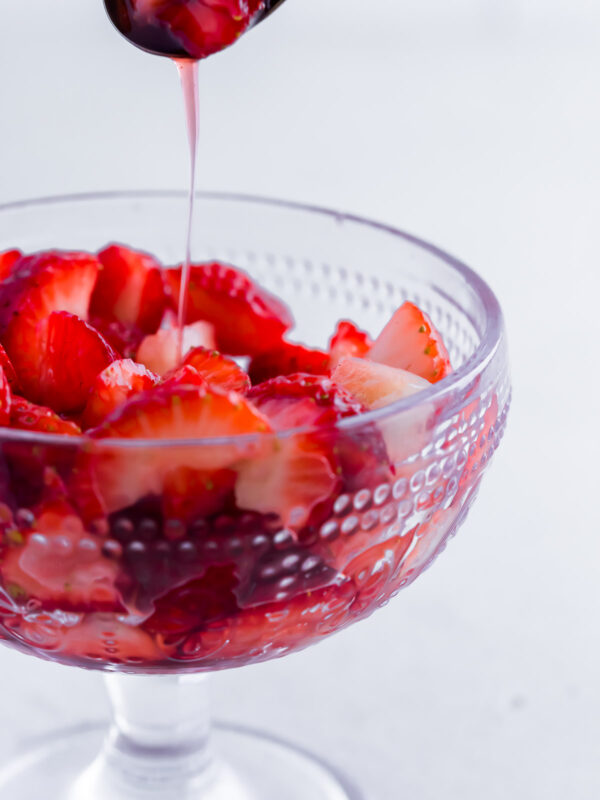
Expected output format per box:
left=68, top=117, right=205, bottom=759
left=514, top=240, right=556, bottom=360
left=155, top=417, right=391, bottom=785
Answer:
left=0, top=244, right=452, bottom=529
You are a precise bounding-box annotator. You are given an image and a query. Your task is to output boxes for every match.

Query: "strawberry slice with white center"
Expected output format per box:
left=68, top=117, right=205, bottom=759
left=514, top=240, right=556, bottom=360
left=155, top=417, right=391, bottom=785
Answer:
left=332, top=356, right=430, bottom=409
left=369, top=301, right=451, bottom=383
left=333, top=357, right=434, bottom=466
left=81, top=359, right=158, bottom=429
left=165, top=261, right=293, bottom=356
left=329, top=320, right=373, bottom=367
left=0, top=498, right=121, bottom=612
left=0, top=249, right=21, bottom=282
left=160, top=364, right=208, bottom=390
left=91, top=244, right=168, bottom=334
left=136, top=318, right=216, bottom=377
left=235, top=375, right=366, bottom=528
left=182, top=347, right=250, bottom=394
left=0, top=250, right=99, bottom=403
left=37, top=312, right=118, bottom=413
left=76, top=382, right=271, bottom=516
left=0, top=366, right=11, bottom=427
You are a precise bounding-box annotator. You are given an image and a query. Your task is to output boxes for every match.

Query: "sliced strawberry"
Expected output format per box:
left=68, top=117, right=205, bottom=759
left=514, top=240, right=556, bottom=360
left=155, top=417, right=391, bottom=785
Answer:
left=182, top=347, right=250, bottom=394
left=91, top=244, right=168, bottom=334
left=166, top=262, right=293, bottom=356
left=160, top=364, right=208, bottom=390
left=136, top=321, right=216, bottom=377
left=333, top=356, right=430, bottom=409
left=369, top=302, right=451, bottom=383
left=248, top=373, right=365, bottom=430
left=222, top=580, right=357, bottom=663
left=81, top=359, right=158, bottom=429
left=329, top=320, right=373, bottom=366
left=74, top=382, right=271, bottom=516
left=331, top=357, right=433, bottom=466
left=0, top=250, right=21, bottom=282
left=0, top=366, right=11, bottom=427
left=10, top=396, right=82, bottom=436
left=235, top=444, right=338, bottom=529
left=153, top=0, right=263, bottom=60
left=143, top=565, right=239, bottom=638
left=0, top=343, right=19, bottom=390
left=249, top=340, right=330, bottom=384
left=345, top=528, right=417, bottom=615
left=3, top=398, right=81, bottom=511
left=89, top=316, right=144, bottom=359
left=0, top=498, right=121, bottom=612
left=162, top=467, right=236, bottom=523
left=35, top=312, right=118, bottom=413
left=235, top=375, right=368, bottom=528
left=0, top=251, right=99, bottom=402
left=60, top=615, right=162, bottom=664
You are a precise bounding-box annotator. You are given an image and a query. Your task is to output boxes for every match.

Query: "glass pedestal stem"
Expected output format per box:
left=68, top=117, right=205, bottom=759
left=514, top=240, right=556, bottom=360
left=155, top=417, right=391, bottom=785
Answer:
left=69, top=673, right=251, bottom=800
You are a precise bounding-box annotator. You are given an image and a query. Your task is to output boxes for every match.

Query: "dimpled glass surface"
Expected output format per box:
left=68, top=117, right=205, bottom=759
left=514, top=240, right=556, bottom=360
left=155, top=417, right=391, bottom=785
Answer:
left=0, top=193, right=510, bottom=673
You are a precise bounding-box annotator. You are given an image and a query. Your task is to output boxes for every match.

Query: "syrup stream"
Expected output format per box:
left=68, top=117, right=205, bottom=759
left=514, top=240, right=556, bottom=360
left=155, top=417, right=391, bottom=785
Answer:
left=176, top=59, right=200, bottom=355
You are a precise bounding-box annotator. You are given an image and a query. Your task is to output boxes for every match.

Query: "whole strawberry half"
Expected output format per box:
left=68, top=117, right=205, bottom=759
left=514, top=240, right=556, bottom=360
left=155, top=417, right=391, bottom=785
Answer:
left=166, top=262, right=293, bottom=356
left=0, top=250, right=100, bottom=404
left=369, top=301, right=451, bottom=383
left=91, top=244, right=168, bottom=334
left=74, top=381, right=271, bottom=519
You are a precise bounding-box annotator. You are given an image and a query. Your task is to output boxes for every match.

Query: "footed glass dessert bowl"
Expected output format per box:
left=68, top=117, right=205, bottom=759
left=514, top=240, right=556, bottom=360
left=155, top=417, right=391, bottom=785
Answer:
left=0, top=191, right=510, bottom=799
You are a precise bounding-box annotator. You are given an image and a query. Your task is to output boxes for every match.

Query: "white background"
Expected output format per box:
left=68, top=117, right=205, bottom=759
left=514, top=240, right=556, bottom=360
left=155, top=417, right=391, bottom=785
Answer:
left=0, top=1, right=599, bottom=798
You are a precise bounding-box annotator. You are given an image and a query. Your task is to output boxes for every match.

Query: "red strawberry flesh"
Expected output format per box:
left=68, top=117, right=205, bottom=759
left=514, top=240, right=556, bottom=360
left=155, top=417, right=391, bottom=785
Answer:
left=0, top=251, right=99, bottom=404
left=91, top=244, right=168, bottom=334
left=166, top=262, right=293, bottom=356
left=369, top=301, right=451, bottom=383
left=82, top=359, right=158, bottom=429
left=38, top=312, right=118, bottom=413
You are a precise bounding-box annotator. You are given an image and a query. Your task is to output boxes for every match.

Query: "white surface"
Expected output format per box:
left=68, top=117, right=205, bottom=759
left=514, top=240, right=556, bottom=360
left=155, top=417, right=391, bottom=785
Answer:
left=0, top=2, right=599, bottom=799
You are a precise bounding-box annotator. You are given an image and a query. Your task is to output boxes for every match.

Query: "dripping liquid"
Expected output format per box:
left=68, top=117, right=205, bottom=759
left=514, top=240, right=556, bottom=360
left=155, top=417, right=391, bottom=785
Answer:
left=175, top=59, right=200, bottom=355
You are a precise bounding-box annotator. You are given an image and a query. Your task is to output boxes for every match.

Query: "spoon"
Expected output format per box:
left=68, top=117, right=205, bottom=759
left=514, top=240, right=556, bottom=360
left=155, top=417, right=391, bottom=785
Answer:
left=104, top=0, right=289, bottom=60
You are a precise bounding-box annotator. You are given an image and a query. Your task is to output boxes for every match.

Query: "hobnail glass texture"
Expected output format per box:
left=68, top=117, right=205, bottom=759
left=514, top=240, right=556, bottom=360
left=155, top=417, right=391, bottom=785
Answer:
left=0, top=192, right=511, bottom=675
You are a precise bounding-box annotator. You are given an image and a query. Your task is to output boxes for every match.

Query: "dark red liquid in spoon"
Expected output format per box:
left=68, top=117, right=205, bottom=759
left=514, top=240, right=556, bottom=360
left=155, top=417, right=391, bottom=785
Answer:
left=104, top=0, right=283, bottom=60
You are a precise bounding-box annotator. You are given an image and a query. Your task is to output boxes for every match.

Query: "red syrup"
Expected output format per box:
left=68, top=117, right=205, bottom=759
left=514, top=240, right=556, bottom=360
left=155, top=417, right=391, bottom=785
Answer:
left=176, top=59, right=199, bottom=350
left=103, top=0, right=284, bottom=60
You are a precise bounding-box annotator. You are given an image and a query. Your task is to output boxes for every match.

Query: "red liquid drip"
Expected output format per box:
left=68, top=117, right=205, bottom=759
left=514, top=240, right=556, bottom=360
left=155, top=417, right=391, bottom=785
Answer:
left=104, top=0, right=270, bottom=60
left=176, top=59, right=199, bottom=350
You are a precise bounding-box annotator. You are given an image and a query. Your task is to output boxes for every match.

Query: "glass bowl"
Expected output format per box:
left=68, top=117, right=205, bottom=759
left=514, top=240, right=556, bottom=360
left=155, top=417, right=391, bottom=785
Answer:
left=0, top=191, right=511, bottom=800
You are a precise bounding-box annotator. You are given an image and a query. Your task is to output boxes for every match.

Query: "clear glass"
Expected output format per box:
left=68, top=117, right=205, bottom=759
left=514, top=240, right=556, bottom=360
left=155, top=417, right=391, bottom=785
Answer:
left=0, top=191, right=511, bottom=799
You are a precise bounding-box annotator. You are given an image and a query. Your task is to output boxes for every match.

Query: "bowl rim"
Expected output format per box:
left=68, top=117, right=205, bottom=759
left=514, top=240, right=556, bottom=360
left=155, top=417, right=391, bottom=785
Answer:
left=0, top=189, right=505, bottom=448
